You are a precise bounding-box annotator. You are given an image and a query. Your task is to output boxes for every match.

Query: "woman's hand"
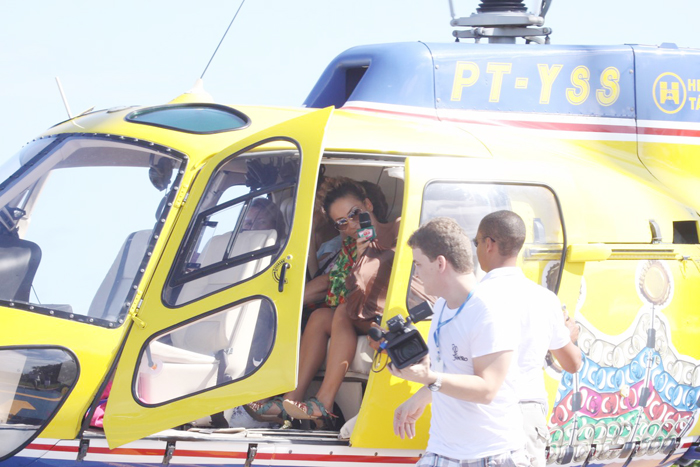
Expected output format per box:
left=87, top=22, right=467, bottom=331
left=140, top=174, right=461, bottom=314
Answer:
left=355, top=234, right=372, bottom=258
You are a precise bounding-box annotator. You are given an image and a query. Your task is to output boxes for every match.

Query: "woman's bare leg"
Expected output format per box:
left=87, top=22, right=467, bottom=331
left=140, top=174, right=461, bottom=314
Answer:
left=314, top=305, right=372, bottom=411
left=283, top=308, right=333, bottom=402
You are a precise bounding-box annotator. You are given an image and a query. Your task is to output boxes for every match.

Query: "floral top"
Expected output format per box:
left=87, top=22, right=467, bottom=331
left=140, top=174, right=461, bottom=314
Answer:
left=324, top=236, right=357, bottom=307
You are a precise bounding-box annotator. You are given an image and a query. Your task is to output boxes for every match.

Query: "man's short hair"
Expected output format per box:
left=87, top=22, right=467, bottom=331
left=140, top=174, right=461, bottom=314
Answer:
left=407, top=217, right=473, bottom=274
left=478, top=210, right=526, bottom=257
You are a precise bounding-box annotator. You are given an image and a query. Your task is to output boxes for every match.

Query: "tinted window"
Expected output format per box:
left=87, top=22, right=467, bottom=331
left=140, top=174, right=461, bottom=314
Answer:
left=126, top=104, right=249, bottom=134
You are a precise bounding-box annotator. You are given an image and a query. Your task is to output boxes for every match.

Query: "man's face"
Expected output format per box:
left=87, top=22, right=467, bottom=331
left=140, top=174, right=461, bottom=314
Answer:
left=242, top=206, right=275, bottom=231
left=411, top=247, right=440, bottom=296
left=474, top=229, right=494, bottom=272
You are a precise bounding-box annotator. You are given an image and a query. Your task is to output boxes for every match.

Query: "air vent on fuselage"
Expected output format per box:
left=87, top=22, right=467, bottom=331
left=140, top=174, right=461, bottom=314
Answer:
left=345, top=66, right=368, bottom=105
left=673, top=220, right=700, bottom=244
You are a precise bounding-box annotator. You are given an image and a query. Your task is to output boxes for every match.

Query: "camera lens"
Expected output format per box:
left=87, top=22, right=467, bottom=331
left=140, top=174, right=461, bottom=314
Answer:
left=396, top=339, right=424, bottom=363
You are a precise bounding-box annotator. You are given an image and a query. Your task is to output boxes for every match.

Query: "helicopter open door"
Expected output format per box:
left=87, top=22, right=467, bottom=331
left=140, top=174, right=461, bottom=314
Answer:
left=104, top=108, right=332, bottom=448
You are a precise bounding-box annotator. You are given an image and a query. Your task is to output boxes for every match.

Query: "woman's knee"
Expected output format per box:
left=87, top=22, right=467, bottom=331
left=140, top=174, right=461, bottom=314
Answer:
left=307, top=308, right=333, bottom=334
left=331, top=304, right=351, bottom=324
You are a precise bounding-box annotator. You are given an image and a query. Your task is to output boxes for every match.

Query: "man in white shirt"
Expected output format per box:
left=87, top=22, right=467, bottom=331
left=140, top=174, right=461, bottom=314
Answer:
left=476, top=210, right=582, bottom=467
left=390, top=217, right=528, bottom=467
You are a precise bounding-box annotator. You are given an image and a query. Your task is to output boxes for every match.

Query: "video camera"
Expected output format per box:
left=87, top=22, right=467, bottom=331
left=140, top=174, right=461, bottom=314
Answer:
left=368, top=301, right=433, bottom=369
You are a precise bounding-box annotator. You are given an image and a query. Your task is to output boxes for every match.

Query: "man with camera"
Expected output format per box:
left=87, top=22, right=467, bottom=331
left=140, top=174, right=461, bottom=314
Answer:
left=389, top=217, right=528, bottom=467
left=476, top=210, right=582, bottom=467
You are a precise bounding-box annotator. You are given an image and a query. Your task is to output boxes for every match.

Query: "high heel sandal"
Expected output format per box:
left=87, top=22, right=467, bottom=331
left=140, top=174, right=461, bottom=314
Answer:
left=283, top=396, right=338, bottom=429
left=244, top=396, right=287, bottom=424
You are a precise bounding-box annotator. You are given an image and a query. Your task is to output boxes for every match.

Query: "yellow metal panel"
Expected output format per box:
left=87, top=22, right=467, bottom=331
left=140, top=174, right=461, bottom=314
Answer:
left=639, top=141, right=700, bottom=212
left=566, top=244, right=612, bottom=263
left=0, top=307, right=124, bottom=438
left=43, top=105, right=313, bottom=172
left=352, top=156, right=431, bottom=449
left=325, top=110, right=492, bottom=158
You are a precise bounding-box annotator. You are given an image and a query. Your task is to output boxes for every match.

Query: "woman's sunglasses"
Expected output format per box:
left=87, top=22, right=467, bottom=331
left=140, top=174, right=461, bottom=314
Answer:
left=334, top=207, right=363, bottom=231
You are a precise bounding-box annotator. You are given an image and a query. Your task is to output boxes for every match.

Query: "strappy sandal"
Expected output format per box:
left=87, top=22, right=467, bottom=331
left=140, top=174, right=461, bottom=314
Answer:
left=283, top=396, right=338, bottom=429
left=244, top=396, right=287, bottom=424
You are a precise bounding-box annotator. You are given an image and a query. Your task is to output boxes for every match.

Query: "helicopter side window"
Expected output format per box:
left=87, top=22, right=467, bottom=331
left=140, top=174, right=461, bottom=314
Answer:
left=0, top=136, right=184, bottom=326
left=163, top=140, right=299, bottom=307
left=135, top=297, right=276, bottom=405
left=408, top=182, right=565, bottom=308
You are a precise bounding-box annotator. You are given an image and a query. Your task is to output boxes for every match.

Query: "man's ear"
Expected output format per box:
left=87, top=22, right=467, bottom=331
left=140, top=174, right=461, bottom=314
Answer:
left=486, top=237, right=498, bottom=254
left=436, top=255, right=448, bottom=272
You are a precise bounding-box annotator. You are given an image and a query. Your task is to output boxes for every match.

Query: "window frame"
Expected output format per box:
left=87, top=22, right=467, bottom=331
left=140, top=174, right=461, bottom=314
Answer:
left=408, top=180, right=568, bottom=310
left=162, top=137, right=302, bottom=308
left=0, top=134, right=187, bottom=328
left=131, top=295, right=277, bottom=408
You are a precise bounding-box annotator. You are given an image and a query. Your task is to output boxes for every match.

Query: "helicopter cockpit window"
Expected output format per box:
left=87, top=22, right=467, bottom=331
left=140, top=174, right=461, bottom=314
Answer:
left=164, top=140, right=299, bottom=307
left=409, top=182, right=565, bottom=308
left=126, top=104, right=250, bottom=134
left=0, top=136, right=185, bottom=326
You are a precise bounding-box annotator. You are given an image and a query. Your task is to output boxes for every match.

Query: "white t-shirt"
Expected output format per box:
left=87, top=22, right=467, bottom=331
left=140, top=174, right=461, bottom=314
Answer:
left=426, top=280, right=524, bottom=460
left=488, top=267, right=571, bottom=404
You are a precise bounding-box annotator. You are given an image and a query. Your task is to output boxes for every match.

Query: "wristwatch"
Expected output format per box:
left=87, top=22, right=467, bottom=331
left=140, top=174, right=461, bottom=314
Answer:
left=428, top=373, right=442, bottom=392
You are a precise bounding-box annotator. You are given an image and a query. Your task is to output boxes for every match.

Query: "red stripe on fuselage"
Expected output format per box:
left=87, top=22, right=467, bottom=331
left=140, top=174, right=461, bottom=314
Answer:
left=26, top=442, right=419, bottom=464
left=26, top=443, right=164, bottom=456
left=638, top=127, right=700, bottom=138
left=342, top=105, right=700, bottom=138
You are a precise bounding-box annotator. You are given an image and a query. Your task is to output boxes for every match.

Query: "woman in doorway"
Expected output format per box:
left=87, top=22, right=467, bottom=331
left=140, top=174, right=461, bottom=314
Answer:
left=248, top=177, right=399, bottom=428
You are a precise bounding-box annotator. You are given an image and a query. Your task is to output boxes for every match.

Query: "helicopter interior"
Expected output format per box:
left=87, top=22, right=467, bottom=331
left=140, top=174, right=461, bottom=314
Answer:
left=133, top=152, right=406, bottom=433
left=129, top=152, right=568, bottom=436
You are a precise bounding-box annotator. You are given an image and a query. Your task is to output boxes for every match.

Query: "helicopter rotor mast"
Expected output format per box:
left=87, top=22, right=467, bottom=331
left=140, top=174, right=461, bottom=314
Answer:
left=449, top=0, right=552, bottom=44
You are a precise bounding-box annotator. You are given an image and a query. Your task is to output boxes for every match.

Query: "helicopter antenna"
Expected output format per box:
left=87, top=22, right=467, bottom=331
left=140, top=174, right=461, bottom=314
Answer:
left=200, top=0, right=247, bottom=79
left=55, top=77, right=73, bottom=119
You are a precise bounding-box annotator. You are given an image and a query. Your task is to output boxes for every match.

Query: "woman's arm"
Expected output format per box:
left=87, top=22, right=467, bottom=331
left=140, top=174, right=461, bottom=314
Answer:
left=344, top=247, right=395, bottom=321
left=304, top=274, right=330, bottom=305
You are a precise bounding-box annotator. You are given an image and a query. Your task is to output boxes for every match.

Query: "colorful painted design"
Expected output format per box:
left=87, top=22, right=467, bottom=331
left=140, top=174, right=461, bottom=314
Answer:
left=548, top=260, right=700, bottom=463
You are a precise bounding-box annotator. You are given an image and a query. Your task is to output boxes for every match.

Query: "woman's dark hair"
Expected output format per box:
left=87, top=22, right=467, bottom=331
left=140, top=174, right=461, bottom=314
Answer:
left=359, top=180, right=389, bottom=223
left=322, top=177, right=367, bottom=219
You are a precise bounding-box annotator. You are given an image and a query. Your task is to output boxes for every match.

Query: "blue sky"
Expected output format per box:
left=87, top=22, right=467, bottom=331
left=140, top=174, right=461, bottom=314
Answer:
left=0, top=0, right=699, bottom=162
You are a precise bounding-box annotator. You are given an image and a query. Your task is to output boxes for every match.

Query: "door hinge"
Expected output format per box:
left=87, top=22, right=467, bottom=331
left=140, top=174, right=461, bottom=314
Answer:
left=173, top=184, right=190, bottom=208
left=127, top=290, right=146, bottom=329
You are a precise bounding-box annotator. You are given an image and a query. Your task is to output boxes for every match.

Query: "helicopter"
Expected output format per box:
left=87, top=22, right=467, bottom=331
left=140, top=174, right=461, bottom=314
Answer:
left=1, top=0, right=699, bottom=466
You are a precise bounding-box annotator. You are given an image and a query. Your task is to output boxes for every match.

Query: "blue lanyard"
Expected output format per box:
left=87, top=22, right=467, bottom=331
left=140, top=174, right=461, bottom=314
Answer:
left=433, top=290, right=474, bottom=363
